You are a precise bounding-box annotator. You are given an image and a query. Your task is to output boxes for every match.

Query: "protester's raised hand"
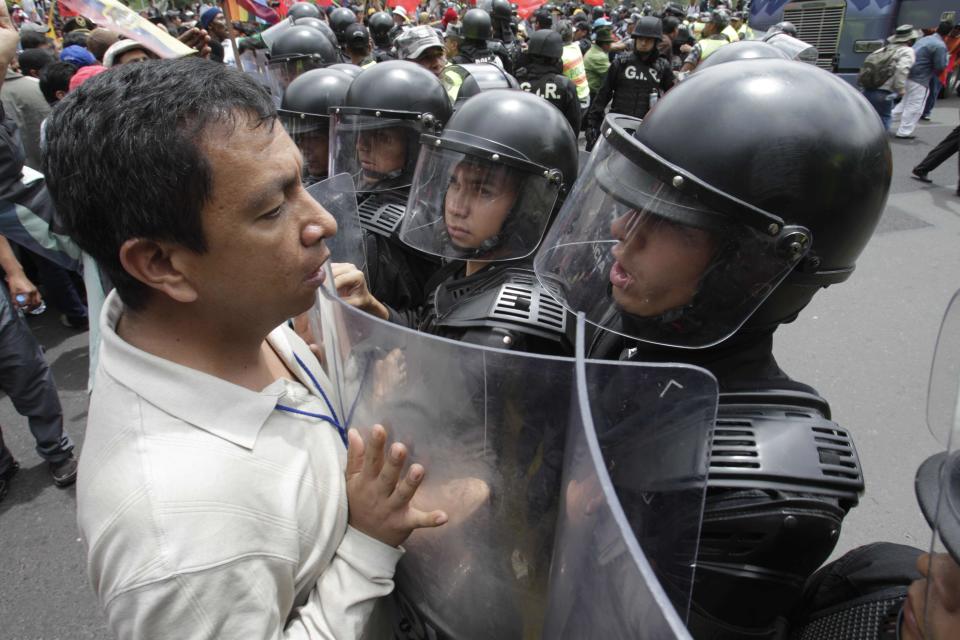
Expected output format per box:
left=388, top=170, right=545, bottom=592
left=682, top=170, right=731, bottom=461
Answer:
left=332, top=262, right=389, bottom=320
left=178, top=27, right=211, bottom=59
left=0, top=0, right=19, bottom=66
left=345, top=424, right=447, bottom=547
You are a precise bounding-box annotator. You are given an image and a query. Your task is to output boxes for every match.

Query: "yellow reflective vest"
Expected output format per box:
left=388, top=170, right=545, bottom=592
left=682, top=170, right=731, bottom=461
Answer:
left=562, top=42, right=590, bottom=102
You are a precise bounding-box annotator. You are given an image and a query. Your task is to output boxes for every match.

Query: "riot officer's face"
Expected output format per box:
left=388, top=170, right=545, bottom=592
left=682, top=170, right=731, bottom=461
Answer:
left=635, top=36, right=656, bottom=52
left=355, top=126, right=408, bottom=185
left=609, top=209, right=716, bottom=317
left=298, top=130, right=329, bottom=178
left=444, top=161, right=519, bottom=249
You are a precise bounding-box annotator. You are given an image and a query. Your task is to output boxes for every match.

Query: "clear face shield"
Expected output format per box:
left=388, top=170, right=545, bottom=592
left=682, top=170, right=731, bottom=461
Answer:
left=533, top=115, right=811, bottom=349
left=400, top=137, right=562, bottom=262
left=267, top=55, right=326, bottom=103
left=279, top=110, right=331, bottom=182
left=912, top=288, right=960, bottom=640
left=328, top=109, right=428, bottom=194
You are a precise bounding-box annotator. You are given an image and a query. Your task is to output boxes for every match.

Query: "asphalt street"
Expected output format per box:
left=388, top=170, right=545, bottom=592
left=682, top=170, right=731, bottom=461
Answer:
left=1, top=98, right=959, bottom=639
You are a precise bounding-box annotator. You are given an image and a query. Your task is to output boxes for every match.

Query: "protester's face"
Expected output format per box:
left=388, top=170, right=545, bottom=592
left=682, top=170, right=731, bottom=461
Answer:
left=635, top=36, right=656, bottom=52
left=355, top=126, right=407, bottom=184
left=443, top=161, right=519, bottom=249
left=118, top=48, right=151, bottom=65
left=444, top=36, right=459, bottom=56
left=186, top=118, right=337, bottom=325
left=298, top=130, right=329, bottom=177
left=415, top=47, right=446, bottom=76
left=609, top=209, right=716, bottom=317
left=211, top=13, right=229, bottom=39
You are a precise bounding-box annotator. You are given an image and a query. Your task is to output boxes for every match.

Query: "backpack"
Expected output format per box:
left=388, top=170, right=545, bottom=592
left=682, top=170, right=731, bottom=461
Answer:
left=858, top=45, right=900, bottom=89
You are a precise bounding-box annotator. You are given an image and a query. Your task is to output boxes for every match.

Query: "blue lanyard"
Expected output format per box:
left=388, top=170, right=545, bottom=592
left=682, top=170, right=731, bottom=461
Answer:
left=275, top=353, right=348, bottom=448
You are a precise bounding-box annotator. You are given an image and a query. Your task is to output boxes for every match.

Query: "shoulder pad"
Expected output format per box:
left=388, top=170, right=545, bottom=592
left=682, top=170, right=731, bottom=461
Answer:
left=615, top=52, right=633, bottom=64
left=434, top=267, right=570, bottom=343
left=710, top=392, right=862, bottom=508
left=358, top=190, right=408, bottom=238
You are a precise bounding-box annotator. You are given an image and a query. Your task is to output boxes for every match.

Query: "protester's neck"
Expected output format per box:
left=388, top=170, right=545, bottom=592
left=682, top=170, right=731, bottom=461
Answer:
left=117, top=298, right=279, bottom=391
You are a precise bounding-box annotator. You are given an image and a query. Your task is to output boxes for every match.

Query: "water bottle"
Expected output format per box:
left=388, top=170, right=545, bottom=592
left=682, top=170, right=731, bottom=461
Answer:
left=15, top=293, right=46, bottom=316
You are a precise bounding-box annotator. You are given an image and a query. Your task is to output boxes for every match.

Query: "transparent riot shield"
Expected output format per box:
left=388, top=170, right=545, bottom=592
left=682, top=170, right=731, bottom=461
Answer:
left=309, top=280, right=716, bottom=638
left=313, top=277, right=575, bottom=638
left=544, top=316, right=716, bottom=639
left=915, top=288, right=960, bottom=639
left=305, top=172, right=365, bottom=270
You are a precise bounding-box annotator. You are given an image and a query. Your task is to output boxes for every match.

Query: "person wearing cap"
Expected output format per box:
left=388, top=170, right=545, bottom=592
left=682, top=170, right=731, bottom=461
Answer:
left=200, top=6, right=235, bottom=66
left=62, top=15, right=93, bottom=36
left=343, top=23, right=376, bottom=67
left=679, top=9, right=732, bottom=71
left=556, top=19, right=591, bottom=112
left=891, top=20, right=951, bottom=139
left=443, top=22, right=462, bottom=60
left=860, top=25, right=917, bottom=132
left=86, top=28, right=121, bottom=63
left=396, top=25, right=447, bottom=77
left=572, top=15, right=591, bottom=54
left=103, top=40, right=157, bottom=67
left=585, top=16, right=673, bottom=150
left=583, top=27, right=614, bottom=101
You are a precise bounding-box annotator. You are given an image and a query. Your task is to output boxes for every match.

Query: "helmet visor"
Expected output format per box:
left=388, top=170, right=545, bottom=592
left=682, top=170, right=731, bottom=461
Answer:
left=533, top=134, right=811, bottom=349
left=400, top=144, right=561, bottom=262
left=279, top=111, right=331, bottom=182
left=267, top=56, right=325, bottom=102
left=328, top=112, right=423, bottom=193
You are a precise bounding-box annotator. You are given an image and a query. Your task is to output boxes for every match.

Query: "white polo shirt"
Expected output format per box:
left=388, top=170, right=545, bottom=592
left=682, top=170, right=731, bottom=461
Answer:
left=77, top=291, right=402, bottom=639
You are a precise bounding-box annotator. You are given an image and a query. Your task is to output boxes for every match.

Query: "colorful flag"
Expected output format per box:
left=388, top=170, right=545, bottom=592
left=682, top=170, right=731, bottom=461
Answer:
left=387, top=0, right=420, bottom=18
left=58, top=0, right=195, bottom=58
left=515, top=0, right=545, bottom=19
left=237, top=0, right=281, bottom=24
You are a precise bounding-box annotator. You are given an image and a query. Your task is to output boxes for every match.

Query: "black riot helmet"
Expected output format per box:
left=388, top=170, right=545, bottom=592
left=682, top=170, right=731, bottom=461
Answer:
left=632, top=16, right=663, bottom=39
left=328, top=62, right=363, bottom=78
left=268, top=26, right=338, bottom=100
left=491, top=0, right=512, bottom=20
left=401, top=89, right=579, bottom=262
left=534, top=59, right=891, bottom=348
left=773, top=20, right=798, bottom=37
left=287, top=1, right=321, bottom=20
left=294, top=16, right=337, bottom=47
left=446, top=62, right=520, bottom=109
left=329, top=61, right=453, bottom=193
left=279, top=68, right=353, bottom=181
left=462, top=8, right=493, bottom=41
left=526, top=28, right=563, bottom=59
left=329, top=7, right=357, bottom=43
left=697, top=40, right=789, bottom=71
left=662, top=1, right=685, bottom=18
left=368, top=11, right=394, bottom=45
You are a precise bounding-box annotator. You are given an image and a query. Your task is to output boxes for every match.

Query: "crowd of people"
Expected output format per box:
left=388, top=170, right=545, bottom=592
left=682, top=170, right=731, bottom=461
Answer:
left=0, top=0, right=959, bottom=638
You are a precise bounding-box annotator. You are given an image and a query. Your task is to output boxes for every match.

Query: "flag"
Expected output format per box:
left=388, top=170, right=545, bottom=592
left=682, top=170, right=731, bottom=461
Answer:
left=515, top=0, right=545, bottom=19
left=387, top=0, right=419, bottom=18
left=46, top=4, right=60, bottom=44
left=223, top=0, right=252, bottom=22
left=236, top=0, right=281, bottom=24
left=57, top=0, right=78, bottom=18
left=58, top=0, right=195, bottom=58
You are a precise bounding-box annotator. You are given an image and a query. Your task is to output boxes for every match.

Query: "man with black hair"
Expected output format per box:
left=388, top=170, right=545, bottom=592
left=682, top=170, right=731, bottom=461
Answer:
left=18, top=29, right=51, bottom=50
left=44, top=56, right=447, bottom=638
left=38, top=62, right=76, bottom=104
left=17, top=47, right=54, bottom=79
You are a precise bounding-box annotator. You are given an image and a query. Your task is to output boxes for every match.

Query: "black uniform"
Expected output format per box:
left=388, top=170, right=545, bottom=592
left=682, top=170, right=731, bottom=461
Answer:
left=372, top=45, right=396, bottom=62
left=515, top=60, right=581, bottom=133
left=453, top=40, right=504, bottom=66
left=585, top=48, right=674, bottom=138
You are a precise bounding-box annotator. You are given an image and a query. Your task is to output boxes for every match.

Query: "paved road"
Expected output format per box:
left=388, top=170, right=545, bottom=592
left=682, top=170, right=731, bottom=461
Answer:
left=1, top=98, right=959, bottom=639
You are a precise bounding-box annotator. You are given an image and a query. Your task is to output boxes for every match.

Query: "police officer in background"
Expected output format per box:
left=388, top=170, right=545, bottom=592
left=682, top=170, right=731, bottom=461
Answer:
left=367, top=11, right=397, bottom=61
left=585, top=16, right=673, bottom=150
left=453, top=8, right=511, bottom=72
left=535, top=58, right=891, bottom=639
left=342, top=23, right=377, bottom=67
left=278, top=67, right=354, bottom=185
left=328, top=61, right=451, bottom=311
left=515, top=29, right=581, bottom=133
left=490, top=0, right=520, bottom=71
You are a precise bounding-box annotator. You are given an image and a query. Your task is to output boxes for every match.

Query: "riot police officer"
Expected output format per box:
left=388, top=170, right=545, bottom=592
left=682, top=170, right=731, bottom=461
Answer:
left=368, top=10, right=397, bottom=61
left=328, top=6, right=357, bottom=62
left=453, top=9, right=509, bottom=71
left=342, top=89, right=578, bottom=356
left=328, top=61, right=452, bottom=311
left=490, top=0, right=520, bottom=71
left=584, top=16, right=673, bottom=150
left=534, top=58, right=891, bottom=638
left=267, top=26, right=338, bottom=102
left=679, top=9, right=733, bottom=71
left=278, top=68, right=353, bottom=185
left=515, top=29, right=581, bottom=133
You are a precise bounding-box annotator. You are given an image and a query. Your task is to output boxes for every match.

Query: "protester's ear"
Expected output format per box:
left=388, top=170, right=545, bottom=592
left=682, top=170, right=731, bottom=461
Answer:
left=119, top=238, right=199, bottom=303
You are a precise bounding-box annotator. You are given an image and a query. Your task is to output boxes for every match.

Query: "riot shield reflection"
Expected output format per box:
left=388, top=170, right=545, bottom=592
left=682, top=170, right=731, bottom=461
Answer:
left=316, top=282, right=575, bottom=638
left=305, top=173, right=365, bottom=270
left=544, top=317, right=717, bottom=639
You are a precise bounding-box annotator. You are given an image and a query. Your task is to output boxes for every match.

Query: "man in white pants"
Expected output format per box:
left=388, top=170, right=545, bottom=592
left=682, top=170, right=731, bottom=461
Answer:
left=892, top=21, right=950, bottom=139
